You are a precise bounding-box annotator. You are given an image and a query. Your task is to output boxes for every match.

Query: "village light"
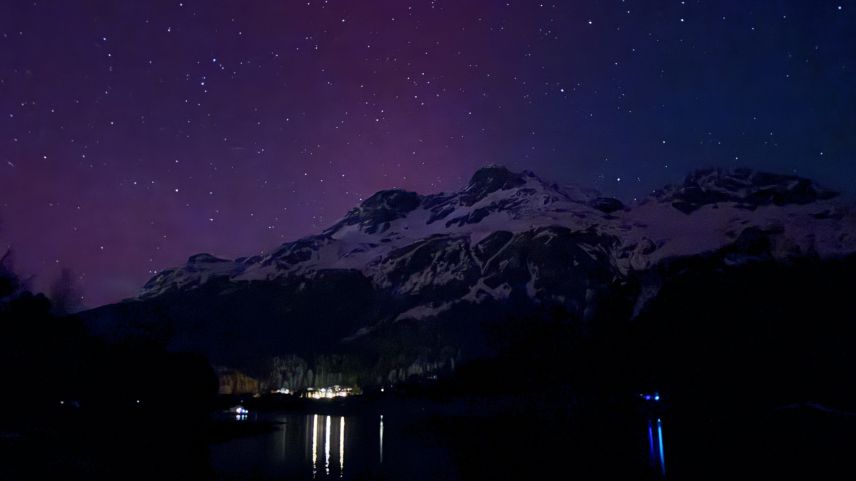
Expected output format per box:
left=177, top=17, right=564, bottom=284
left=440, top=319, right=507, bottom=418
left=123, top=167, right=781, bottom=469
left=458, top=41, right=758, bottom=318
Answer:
left=305, top=385, right=354, bottom=399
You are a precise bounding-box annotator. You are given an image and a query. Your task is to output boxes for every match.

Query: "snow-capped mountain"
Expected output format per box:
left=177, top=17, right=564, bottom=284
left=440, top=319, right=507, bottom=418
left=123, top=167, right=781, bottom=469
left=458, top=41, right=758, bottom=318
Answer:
left=139, top=165, right=855, bottom=305
left=139, top=166, right=622, bottom=299
left=85, top=166, right=856, bottom=381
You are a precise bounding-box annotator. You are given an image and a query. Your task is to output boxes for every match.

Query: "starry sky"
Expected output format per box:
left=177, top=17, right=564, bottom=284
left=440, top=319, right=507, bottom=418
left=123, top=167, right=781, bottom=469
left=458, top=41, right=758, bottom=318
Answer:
left=0, top=1, right=854, bottom=308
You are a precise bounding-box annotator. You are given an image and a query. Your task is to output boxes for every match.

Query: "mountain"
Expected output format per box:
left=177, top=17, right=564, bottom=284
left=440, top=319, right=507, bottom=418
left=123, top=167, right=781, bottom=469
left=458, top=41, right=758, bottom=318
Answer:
left=83, top=166, right=856, bottom=390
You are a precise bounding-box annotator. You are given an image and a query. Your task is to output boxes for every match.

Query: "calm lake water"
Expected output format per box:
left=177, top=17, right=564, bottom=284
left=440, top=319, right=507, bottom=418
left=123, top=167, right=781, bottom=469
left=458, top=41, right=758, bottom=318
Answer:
left=212, top=413, right=454, bottom=480
left=208, top=403, right=856, bottom=481
left=5, top=401, right=853, bottom=480
left=209, top=410, right=667, bottom=481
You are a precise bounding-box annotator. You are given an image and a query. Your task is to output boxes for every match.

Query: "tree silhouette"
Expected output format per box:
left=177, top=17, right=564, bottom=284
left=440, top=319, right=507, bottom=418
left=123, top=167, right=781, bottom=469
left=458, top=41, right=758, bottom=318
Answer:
left=0, top=249, right=20, bottom=299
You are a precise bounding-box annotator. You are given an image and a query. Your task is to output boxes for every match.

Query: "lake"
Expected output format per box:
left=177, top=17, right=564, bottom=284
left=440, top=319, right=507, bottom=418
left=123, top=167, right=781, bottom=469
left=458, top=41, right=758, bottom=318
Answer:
left=4, top=399, right=855, bottom=480
left=208, top=401, right=856, bottom=481
left=209, top=407, right=667, bottom=481
left=212, top=412, right=456, bottom=480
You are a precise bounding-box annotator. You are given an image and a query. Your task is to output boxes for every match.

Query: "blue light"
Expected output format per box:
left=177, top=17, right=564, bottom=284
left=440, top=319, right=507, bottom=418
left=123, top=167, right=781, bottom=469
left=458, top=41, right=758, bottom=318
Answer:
left=654, top=393, right=660, bottom=402
left=647, top=420, right=655, bottom=462
left=657, top=418, right=666, bottom=476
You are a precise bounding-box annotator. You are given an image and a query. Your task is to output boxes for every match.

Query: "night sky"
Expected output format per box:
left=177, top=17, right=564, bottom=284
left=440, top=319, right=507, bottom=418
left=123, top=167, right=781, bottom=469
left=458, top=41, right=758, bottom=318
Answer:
left=1, top=1, right=854, bottom=307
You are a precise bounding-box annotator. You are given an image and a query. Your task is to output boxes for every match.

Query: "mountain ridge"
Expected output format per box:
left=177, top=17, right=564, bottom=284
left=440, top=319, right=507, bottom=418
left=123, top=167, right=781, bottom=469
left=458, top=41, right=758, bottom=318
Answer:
left=83, top=165, right=856, bottom=387
left=137, top=165, right=852, bottom=301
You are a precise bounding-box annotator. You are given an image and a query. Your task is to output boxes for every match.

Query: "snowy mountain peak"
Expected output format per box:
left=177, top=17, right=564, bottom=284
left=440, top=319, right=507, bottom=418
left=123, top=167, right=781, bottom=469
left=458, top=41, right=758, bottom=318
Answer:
left=136, top=166, right=855, bottom=305
left=327, top=189, right=422, bottom=235
left=187, top=253, right=230, bottom=264
left=361, top=188, right=423, bottom=211
left=652, top=167, right=838, bottom=214
left=465, top=164, right=528, bottom=194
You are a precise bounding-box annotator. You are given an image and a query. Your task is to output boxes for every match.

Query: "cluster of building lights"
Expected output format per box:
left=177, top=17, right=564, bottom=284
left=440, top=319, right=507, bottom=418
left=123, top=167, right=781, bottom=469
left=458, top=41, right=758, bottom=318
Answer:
left=305, top=386, right=353, bottom=400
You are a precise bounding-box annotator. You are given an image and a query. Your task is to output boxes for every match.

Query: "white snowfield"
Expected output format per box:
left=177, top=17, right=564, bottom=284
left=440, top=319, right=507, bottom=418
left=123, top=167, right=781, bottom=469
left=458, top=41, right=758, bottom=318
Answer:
left=139, top=167, right=856, bottom=306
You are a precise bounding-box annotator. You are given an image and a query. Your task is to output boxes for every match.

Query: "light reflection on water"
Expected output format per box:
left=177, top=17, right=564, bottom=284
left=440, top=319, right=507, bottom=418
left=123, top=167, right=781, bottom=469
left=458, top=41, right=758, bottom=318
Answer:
left=308, top=414, right=348, bottom=479
left=210, top=411, right=665, bottom=480
left=339, top=417, right=345, bottom=478
left=647, top=417, right=667, bottom=477
left=212, top=412, right=400, bottom=480
left=324, top=415, right=331, bottom=476
left=311, top=414, right=318, bottom=478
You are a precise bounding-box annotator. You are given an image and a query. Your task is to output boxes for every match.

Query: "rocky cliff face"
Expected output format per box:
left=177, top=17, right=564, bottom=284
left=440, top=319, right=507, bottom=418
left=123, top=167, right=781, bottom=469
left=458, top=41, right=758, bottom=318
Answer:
left=217, top=367, right=260, bottom=395
left=83, top=166, right=856, bottom=387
